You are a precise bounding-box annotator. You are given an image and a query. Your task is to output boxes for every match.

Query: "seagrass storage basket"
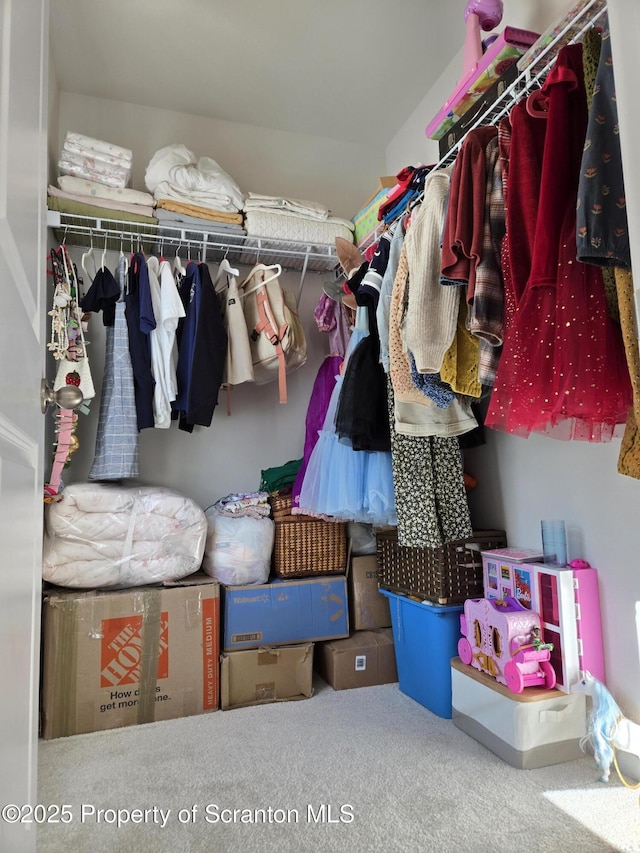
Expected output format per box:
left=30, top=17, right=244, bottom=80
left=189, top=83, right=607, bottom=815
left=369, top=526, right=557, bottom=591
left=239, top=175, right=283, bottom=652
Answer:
left=269, top=492, right=347, bottom=578
left=376, top=529, right=507, bottom=606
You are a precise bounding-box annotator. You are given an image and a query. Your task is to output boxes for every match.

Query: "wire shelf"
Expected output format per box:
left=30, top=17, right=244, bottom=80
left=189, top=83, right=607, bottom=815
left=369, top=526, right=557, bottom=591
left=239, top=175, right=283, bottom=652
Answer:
left=434, top=0, right=607, bottom=169
left=46, top=210, right=341, bottom=274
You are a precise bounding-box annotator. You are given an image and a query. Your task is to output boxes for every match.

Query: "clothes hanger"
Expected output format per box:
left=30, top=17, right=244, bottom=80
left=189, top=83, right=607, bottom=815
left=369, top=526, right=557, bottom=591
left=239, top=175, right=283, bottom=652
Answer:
left=100, top=232, right=108, bottom=271
left=213, top=256, right=240, bottom=292
left=173, top=243, right=185, bottom=277
left=526, top=89, right=549, bottom=118
left=119, top=233, right=129, bottom=276
left=240, top=262, right=282, bottom=289
left=81, top=231, right=97, bottom=281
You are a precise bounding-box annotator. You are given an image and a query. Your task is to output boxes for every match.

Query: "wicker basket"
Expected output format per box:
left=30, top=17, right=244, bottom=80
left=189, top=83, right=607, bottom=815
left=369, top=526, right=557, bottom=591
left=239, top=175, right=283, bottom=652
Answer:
left=376, top=529, right=507, bottom=606
left=269, top=492, right=347, bottom=578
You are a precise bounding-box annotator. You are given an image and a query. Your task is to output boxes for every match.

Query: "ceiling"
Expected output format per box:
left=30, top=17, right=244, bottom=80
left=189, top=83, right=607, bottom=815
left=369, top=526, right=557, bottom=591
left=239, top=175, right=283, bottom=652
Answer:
left=49, top=0, right=464, bottom=148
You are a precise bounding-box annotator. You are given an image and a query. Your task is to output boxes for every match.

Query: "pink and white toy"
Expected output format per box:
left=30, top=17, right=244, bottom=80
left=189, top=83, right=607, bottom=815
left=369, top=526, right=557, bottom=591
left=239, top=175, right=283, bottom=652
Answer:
left=458, top=596, right=556, bottom=694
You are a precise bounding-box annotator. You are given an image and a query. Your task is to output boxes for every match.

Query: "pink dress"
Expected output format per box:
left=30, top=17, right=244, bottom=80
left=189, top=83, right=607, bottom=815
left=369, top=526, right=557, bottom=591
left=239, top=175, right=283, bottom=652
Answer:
left=486, top=44, right=631, bottom=441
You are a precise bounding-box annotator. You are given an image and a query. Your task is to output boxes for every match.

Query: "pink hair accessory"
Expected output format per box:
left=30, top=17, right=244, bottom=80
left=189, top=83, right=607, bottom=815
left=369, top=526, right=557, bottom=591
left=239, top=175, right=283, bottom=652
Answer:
left=569, top=559, right=591, bottom=568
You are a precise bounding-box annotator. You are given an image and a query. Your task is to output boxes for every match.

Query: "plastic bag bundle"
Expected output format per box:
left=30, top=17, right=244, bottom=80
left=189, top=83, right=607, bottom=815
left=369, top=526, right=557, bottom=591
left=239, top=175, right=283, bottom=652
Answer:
left=202, top=508, right=274, bottom=586
left=43, top=482, right=207, bottom=589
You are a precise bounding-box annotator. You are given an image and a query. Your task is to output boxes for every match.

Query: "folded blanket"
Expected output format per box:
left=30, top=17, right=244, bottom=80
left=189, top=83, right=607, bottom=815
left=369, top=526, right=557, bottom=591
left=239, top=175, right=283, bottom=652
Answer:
left=244, top=192, right=329, bottom=220
left=58, top=175, right=153, bottom=207
left=156, top=198, right=243, bottom=225
left=58, top=158, right=131, bottom=190
left=43, top=483, right=207, bottom=589
left=145, top=144, right=244, bottom=213
left=48, top=186, right=155, bottom=219
left=156, top=207, right=245, bottom=233
left=64, top=131, right=133, bottom=164
left=47, top=195, right=158, bottom=225
left=244, top=208, right=354, bottom=245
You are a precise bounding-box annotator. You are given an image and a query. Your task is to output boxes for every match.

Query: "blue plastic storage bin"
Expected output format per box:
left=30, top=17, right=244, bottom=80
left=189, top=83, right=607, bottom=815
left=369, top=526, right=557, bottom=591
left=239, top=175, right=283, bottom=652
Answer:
left=380, top=589, right=462, bottom=719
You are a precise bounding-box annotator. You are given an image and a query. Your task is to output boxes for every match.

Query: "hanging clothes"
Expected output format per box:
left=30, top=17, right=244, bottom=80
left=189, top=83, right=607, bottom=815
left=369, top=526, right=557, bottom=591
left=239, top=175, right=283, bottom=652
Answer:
left=486, top=43, right=631, bottom=442
left=386, top=375, right=472, bottom=549
left=125, top=251, right=156, bottom=431
left=291, top=294, right=350, bottom=513
left=174, top=261, right=227, bottom=432
left=146, top=256, right=185, bottom=428
left=298, top=307, right=396, bottom=526
left=88, top=257, right=139, bottom=480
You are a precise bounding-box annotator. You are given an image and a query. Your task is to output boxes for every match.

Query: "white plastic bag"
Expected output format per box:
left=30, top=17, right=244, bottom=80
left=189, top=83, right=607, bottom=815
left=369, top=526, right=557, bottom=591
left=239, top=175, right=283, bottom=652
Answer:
left=202, top=508, right=274, bottom=585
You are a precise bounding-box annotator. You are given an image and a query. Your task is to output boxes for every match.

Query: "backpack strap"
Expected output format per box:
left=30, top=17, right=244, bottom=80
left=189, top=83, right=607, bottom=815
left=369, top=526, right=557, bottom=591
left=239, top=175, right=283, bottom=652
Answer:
left=253, top=281, right=289, bottom=404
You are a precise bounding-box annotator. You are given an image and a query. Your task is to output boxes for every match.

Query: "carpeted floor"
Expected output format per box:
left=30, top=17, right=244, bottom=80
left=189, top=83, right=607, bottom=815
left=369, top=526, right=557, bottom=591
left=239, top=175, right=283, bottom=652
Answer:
left=38, top=677, right=640, bottom=853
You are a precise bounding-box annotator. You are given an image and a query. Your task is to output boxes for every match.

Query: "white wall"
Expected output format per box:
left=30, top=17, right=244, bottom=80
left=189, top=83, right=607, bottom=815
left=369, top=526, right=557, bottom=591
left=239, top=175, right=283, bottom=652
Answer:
left=57, top=92, right=384, bottom=220
left=385, top=0, right=640, bottom=734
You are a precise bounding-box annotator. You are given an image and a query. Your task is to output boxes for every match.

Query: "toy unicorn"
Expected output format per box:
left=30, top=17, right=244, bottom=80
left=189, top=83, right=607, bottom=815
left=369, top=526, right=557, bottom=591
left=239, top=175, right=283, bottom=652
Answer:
left=572, top=671, right=640, bottom=784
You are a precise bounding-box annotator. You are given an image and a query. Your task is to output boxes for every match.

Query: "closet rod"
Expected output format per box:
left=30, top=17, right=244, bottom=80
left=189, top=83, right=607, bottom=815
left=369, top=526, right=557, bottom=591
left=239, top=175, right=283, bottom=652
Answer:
left=46, top=210, right=341, bottom=293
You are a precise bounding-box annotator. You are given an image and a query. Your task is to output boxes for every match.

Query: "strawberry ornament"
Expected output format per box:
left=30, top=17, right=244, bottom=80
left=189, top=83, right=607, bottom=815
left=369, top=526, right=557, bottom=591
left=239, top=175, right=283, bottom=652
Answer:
left=65, top=371, right=81, bottom=387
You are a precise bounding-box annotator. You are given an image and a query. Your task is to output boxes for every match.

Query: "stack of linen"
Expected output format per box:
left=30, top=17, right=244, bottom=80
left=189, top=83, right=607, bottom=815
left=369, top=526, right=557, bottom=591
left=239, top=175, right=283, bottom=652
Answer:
left=58, top=132, right=133, bottom=188
left=242, top=192, right=355, bottom=246
left=49, top=132, right=157, bottom=226
left=144, top=144, right=246, bottom=240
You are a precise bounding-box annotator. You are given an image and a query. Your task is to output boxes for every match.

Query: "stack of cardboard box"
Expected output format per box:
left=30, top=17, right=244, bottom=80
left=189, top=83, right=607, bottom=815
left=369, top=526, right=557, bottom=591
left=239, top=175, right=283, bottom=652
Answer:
left=314, top=553, right=398, bottom=691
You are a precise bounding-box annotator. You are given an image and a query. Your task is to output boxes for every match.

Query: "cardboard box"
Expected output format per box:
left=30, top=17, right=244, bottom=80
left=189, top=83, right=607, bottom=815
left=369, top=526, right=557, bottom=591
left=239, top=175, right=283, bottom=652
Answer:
left=40, top=577, right=220, bottom=739
left=451, top=657, right=587, bottom=769
left=349, top=555, right=391, bottom=630
left=220, top=643, right=314, bottom=710
left=315, top=629, right=397, bottom=690
left=222, top=575, right=349, bottom=651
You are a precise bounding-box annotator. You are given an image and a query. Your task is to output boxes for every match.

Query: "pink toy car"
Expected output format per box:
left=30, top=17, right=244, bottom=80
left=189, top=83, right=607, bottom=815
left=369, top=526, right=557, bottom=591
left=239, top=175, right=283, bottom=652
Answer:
left=458, top=596, right=556, bottom=693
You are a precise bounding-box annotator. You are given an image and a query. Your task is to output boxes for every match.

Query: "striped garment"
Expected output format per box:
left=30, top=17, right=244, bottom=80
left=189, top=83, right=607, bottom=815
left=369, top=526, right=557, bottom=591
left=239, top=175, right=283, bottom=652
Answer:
left=89, top=258, right=140, bottom=480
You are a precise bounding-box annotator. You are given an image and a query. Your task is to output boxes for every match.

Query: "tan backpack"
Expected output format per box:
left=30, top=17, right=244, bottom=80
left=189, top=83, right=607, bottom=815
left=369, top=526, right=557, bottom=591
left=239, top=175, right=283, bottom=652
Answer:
left=240, top=263, right=307, bottom=403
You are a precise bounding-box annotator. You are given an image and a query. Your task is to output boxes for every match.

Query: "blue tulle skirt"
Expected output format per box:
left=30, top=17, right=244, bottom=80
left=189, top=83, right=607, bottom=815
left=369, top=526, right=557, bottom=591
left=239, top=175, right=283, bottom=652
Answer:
left=298, top=309, right=397, bottom=526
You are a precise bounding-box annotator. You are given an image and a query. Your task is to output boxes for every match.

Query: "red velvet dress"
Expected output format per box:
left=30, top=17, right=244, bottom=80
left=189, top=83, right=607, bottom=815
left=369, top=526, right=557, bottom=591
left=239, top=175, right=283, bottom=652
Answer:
left=486, top=44, right=631, bottom=441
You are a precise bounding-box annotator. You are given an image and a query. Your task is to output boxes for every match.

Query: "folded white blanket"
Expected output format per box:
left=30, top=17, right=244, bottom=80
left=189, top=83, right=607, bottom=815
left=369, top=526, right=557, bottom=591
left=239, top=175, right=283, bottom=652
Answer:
left=145, top=144, right=244, bottom=213
left=64, top=131, right=133, bottom=163
left=58, top=157, right=131, bottom=190
left=244, top=208, right=354, bottom=245
left=244, top=192, right=329, bottom=220
left=58, top=175, right=153, bottom=207
left=43, top=483, right=207, bottom=589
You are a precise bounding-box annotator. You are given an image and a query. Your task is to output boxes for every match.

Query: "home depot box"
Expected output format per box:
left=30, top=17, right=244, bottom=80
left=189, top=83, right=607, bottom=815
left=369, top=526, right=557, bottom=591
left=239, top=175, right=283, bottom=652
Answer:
left=315, top=629, right=397, bottom=690
left=222, top=575, right=349, bottom=651
left=451, top=657, right=586, bottom=769
left=220, top=643, right=314, bottom=710
left=349, top=555, right=391, bottom=630
left=40, top=577, right=220, bottom=739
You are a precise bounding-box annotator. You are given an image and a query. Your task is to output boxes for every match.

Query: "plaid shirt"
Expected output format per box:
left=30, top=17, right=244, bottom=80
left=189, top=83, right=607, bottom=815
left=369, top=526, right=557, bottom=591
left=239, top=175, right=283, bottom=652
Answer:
left=469, top=136, right=505, bottom=386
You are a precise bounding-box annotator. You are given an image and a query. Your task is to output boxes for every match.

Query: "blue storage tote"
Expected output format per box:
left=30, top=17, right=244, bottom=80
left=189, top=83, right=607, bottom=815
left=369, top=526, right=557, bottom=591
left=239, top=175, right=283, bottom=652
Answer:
left=380, top=589, right=462, bottom=719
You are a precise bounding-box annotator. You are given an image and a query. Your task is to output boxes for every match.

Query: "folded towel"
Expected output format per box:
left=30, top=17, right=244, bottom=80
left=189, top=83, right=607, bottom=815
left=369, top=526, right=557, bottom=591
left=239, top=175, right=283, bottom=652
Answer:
left=244, top=192, right=329, bottom=220
left=156, top=198, right=244, bottom=225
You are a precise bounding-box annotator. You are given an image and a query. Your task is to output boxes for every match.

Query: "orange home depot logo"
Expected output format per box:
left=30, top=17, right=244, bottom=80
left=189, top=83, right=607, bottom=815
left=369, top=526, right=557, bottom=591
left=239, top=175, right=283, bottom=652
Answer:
left=100, top=613, right=169, bottom=687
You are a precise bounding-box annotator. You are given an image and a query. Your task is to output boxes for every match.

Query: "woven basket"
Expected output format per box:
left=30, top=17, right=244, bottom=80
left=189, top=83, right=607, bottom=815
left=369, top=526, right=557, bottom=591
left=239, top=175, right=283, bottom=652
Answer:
left=269, top=493, right=347, bottom=578
left=376, top=529, right=507, bottom=606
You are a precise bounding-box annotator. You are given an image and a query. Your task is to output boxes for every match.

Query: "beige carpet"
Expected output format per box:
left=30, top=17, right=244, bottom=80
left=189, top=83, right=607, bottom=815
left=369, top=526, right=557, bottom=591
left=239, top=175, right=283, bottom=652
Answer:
left=38, top=677, right=640, bottom=852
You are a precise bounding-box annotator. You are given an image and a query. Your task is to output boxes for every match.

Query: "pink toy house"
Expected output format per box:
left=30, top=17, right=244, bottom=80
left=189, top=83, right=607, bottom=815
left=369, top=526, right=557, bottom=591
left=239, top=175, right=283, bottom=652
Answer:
left=481, top=547, right=544, bottom=607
